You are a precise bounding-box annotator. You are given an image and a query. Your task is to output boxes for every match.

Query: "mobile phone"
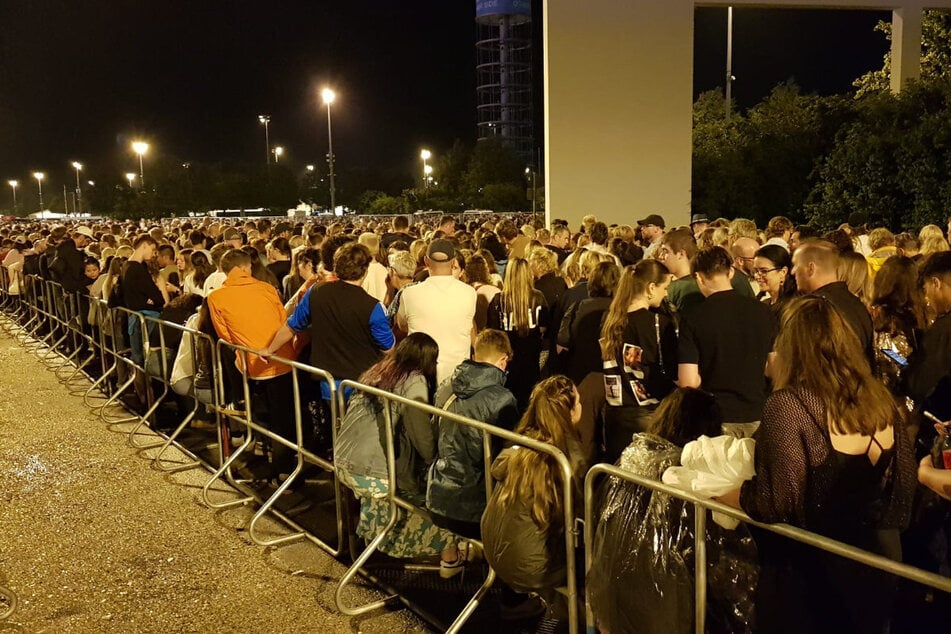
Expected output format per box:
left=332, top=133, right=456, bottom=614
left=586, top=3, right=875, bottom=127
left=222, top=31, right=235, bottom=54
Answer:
left=881, top=348, right=908, bottom=367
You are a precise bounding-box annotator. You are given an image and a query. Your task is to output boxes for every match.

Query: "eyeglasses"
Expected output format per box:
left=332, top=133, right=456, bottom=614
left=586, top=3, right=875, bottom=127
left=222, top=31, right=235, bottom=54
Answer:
left=752, top=267, right=778, bottom=276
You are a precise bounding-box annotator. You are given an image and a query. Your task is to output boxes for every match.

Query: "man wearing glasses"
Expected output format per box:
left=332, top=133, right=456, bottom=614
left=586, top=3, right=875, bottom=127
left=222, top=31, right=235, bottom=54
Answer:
left=731, top=237, right=761, bottom=295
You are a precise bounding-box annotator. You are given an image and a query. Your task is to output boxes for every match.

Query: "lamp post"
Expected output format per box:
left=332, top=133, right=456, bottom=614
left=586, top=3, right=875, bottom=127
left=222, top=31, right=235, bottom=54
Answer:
left=259, top=115, right=271, bottom=164
left=71, top=161, right=83, bottom=215
left=7, top=180, right=18, bottom=212
left=321, top=87, right=337, bottom=212
left=525, top=166, right=537, bottom=215
left=125, top=173, right=136, bottom=189
left=273, top=145, right=284, bottom=163
left=424, top=164, right=434, bottom=188
left=33, top=172, right=44, bottom=211
left=420, top=148, right=431, bottom=188
left=132, top=141, right=149, bottom=186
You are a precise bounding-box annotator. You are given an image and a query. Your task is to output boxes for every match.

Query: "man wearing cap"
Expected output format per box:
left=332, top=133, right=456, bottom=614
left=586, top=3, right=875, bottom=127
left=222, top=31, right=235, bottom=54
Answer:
left=50, top=226, right=94, bottom=293
left=397, top=238, right=477, bottom=383
left=222, top=226, right=243, bottom=250
left=637, top=214, right=666, bottom=259
left=690, top=213, right=709, bottom=240
left=272, top=222, right=294, bottom=240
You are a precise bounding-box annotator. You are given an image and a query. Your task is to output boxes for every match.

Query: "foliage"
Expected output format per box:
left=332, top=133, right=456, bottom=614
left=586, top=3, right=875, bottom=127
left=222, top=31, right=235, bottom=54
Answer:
left=854, top=10, right=951, bottom=96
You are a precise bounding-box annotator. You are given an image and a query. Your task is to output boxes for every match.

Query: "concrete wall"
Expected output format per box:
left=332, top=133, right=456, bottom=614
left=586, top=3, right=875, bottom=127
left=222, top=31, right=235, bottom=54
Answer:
left=543, top=0, right=951, bottom=232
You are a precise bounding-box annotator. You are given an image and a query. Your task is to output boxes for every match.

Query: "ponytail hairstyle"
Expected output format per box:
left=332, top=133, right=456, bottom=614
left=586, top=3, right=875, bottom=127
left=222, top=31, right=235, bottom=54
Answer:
left=600, top=259, right=669, bottom=361
left=492, top=375, right=579, bottom=530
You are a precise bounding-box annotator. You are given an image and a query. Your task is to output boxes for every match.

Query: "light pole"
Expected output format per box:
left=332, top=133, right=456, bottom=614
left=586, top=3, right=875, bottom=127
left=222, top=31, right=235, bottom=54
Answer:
left=525, top=166, right=537, bottom=215
left=321, top=87, right=336, bottom=212
left=7, top=180, right=18, bottom=212
left=725, top=6, right=734, bottom=120
left=33, top=172, right=44, bottom=211
left=424, top=164, right=433, bottom=188
left=259, top=115, right=271, bottom=164
left=420, top=148, right=431, bottom=188
left=71, top=161, right=83, bottom=215
left=273, top=145, right=284, bottom=163
left=125, top=173, right=136, bottom=189
left=132, top=141, right=149, bottom=186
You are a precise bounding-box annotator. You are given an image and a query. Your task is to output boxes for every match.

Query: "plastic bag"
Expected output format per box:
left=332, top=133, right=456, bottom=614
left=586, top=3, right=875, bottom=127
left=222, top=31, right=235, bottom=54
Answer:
left=587, top=433, right=758, bottom=634
left=662, top=434, right=756, bottom=529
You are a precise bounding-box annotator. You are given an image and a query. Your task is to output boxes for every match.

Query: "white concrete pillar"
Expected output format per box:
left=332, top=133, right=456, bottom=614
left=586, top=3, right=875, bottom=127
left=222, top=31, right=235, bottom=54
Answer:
left=544, top=0, right=695, bottom=231
left=891, top=5, right=923, bottom=93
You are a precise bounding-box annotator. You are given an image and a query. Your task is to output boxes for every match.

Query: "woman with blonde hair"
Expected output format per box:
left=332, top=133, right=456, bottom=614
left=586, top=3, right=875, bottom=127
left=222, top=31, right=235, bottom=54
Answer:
left=723, top=296, right=915, bottom=634
left=488, top=257, right=549, bottom=409
left=599, top=260, right=677, bottom=461
left=836, top=250, right=872, bottom=304
left=918, top=223, right=950, bottom=255
left=481, top=375, right=587, bottom=619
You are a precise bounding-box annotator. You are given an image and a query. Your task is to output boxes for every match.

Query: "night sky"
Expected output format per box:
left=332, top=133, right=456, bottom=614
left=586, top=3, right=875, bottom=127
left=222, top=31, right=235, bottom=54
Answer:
left=0, top=2, right=891, bottom=195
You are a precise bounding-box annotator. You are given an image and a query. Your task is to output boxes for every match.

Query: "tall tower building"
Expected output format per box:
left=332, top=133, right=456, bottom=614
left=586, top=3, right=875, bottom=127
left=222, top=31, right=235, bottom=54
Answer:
left=476, top=0, right=534, bottom=161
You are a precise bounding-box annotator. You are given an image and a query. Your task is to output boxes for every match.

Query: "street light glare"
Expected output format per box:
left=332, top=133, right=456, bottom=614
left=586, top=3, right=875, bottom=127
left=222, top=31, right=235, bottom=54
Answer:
left=420, top=149, right=431, bottom=161
left=274, top=146, right=284, bottom=156
left=424, top=165, right=433, bottom=175
left=33, top=172, right=44, bottom=181
left=8, top=180, right=17, bottom=187
left=321, top=88, right=336, bottom=105
left=132, top=141, right=149, bottom=156
left=306, top=165, right=315, bottom=171
left=258, top=114, right=270, bottom=124
left=125, top=172, right=136, bottom=183
left=72, top=161, right=83, bottom=170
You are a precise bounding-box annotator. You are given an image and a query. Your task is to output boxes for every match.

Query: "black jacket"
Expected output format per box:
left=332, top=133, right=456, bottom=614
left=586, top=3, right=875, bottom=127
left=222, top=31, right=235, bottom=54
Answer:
left=50, top=239, right=88, bottom=292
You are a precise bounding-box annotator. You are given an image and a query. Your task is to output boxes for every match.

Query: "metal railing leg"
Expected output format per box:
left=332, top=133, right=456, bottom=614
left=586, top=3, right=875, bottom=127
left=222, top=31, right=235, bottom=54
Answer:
left=151, top=401, right=201, bottom=473
left=333, top=501, right=401, bottom=616
left=445, top=567, right=497, bottom=634
left=694, top=503, right=707, bottom=634
left=201, top=430, right=255, bottom=509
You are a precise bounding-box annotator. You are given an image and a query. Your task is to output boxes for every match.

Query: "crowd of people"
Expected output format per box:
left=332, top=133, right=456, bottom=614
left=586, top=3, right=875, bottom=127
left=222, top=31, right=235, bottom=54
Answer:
left=3, top=208, right=951, bottom=632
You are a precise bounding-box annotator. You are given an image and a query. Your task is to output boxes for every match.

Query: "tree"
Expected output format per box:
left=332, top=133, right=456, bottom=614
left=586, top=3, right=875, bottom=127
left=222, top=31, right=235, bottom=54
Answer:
left=854, top=10, right=951, bottom=96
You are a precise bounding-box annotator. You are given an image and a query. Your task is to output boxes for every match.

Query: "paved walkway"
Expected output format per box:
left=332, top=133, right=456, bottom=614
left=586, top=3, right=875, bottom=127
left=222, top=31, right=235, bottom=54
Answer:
left=0, top=329, right=429, bottom=633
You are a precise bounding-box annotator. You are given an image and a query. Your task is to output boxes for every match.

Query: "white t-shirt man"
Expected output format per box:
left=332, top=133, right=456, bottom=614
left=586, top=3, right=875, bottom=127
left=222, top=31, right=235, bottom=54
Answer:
left=361, top=259, right=389, bottom=305
left=397, top=274, right=476, bottom=384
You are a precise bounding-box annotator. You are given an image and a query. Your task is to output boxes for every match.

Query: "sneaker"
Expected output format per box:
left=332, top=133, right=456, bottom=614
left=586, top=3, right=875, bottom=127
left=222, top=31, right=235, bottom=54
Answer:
left=439, top=541, right=481, bottom=579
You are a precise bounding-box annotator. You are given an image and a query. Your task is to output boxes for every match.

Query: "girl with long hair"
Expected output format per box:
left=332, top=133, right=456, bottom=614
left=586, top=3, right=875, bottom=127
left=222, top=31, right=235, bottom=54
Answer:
left=488, top=257, right=549, bottom=410
left=918, top=224, right=950, bottom=256
left=335, top=333, right=464, bottom=565
left=183, top=250, right=215, bottom=296
left=481, top=375, right=587, bottom=616
left=868, top=255, right=926, bottom=396
left=465, top=253, right=501, bottom=331
left=837, top=250, right=872, bottom=304
left=599, top=260, right=677, bottom=462
left=284, top=247, right=321, bottom=314
left=725, top=296, right=915, bottom=634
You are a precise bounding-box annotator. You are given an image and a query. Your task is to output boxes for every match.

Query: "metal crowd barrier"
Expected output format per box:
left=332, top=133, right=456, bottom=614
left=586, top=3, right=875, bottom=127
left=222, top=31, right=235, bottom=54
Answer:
left=334, top=379, right=580, bottom=634
left=202, top=339, right=346, bottom=555
left=583, top=463, right=951, bottom=634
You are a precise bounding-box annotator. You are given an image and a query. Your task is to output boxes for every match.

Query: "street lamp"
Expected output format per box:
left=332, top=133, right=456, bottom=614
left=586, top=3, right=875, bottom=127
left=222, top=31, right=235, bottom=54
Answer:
left=420, top=149, right=432, bottom=188
left=7, top=180, right=18, bottom=212
left=125, top=172, right=136, bottom=189
left=71, top=161, right=83, bottom=215
left=273, top=146, right=284, bottom=163
left=525, top=166, right=537, bottom=216
left=258, top=115, right=271, bottom=164
left=132, top=141, right=149, bottom=186
left=424, top=164, right=434, bottom=187
left=32, top=172, right=44, bottom=211
left=321, top=87, right=337, bottom=212
left=306, top=164, right=315, bottom=172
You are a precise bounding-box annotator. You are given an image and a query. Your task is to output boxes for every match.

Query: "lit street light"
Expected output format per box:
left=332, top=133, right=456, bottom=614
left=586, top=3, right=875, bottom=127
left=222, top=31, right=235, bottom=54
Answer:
left=321, top=87, right=337, bottom=212
left=259, top=115, right=271, bottom=164
left=7, top=180, right=18, bottom=212
left=525, top=166, right=538, bottom=216
left=420, top=149, right=432, bottom=188
left=32, top=172, right=45, bottom=211
left=71, top=161, right=83, bottom=215
left=306, top=164, right=315, bottom=172
left=273, top=146, right=284, bottom=163
left=132, top=141, right=149, bottom=186
left=125, top=172, right=136, bottom=189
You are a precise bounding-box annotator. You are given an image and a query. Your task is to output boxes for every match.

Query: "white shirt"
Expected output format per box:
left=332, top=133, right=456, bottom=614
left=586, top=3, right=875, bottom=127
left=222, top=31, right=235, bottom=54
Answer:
left=397, top=275, right=476, bottom=384
left=361, top=260, right=389, bottom=305
left=203, top=270, right=227, bottom=295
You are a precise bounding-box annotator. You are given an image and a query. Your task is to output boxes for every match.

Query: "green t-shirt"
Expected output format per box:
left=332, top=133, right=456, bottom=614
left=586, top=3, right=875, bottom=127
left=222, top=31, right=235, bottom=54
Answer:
left=667, top=271, right=754, bottom=313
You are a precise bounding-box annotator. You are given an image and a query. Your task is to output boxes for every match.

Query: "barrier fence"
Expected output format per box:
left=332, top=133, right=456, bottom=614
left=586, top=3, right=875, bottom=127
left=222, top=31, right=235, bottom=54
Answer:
left=1, top=269, right=950, bottom=634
